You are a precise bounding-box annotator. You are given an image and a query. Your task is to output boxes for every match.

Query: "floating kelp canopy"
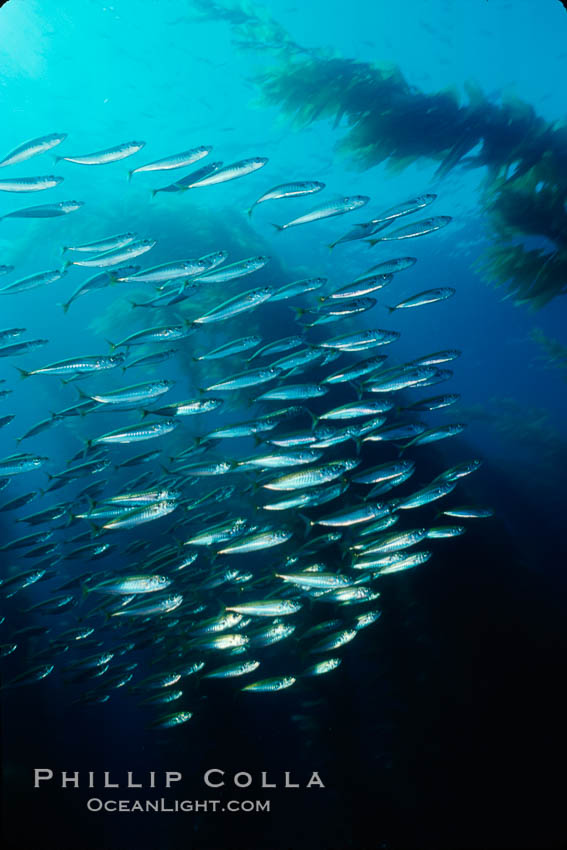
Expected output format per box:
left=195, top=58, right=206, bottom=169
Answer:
left=529, top=327, right=567, bottom=377
left=189, top=0, right=567, bottom=309
left=257, top=56, right=567, bottom=309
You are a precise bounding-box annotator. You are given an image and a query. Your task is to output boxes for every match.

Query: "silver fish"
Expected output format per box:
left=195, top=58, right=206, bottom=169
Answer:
left=56, top=141, right=145, bottom=165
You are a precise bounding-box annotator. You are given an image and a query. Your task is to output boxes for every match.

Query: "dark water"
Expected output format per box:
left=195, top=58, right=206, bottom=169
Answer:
left=1, top=1, right=567, bottom=848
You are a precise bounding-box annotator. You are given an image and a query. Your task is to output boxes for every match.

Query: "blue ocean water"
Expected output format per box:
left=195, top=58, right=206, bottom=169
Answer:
left=1, top=2, right=566, bottom=848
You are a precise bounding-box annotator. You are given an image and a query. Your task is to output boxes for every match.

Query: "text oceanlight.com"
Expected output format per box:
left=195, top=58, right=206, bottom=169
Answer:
left=86, top=798, right=271, bottom=813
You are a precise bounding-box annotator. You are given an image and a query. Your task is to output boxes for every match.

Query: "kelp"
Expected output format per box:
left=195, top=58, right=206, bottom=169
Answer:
left=529, top=327, right=567, bottom=378
left=189, top=0, right=567, bottom=309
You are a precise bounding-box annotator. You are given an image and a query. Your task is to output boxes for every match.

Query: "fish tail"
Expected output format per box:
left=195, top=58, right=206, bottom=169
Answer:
left=366, top=239, right=379, bottom=247
left=127, top=169, right=134, bottom=182
left=351, top=381, right=363, bottom=400
left=88, top=521, right=103, bottom=539
left=60, top=300, right=71, bottom=314
left=61, top=259, right=71, bottom=272
left=15, top=367, right=31, bottom=379
left=60, top=245, right=68, bottom=255
left=271, top=223, right=284, bottom=233
left=298, top=513, right=312, bottom=538
left=353, top=437, right=362, bottom=456
left=246, top=205, right=255, bottom=217
left=106, top=338, right=117, bottom=351
left=386, top=305, right=396, bottom=314
left=150, top=188, right=158, bottom=199
left=328, top=241, right=336, bottom=251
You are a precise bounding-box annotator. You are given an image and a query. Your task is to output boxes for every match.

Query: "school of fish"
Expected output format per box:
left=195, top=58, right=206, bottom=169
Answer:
left=0, top=134, right=492, bottom=728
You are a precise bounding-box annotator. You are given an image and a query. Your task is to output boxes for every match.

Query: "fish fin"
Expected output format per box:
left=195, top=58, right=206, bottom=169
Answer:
left=271, top=223, right=284, bottom=233
left=15, top=367, right=31, bottom=379
left=88, top=521, right=103, bottom=538
left=290, top=306, right=306, bottom=318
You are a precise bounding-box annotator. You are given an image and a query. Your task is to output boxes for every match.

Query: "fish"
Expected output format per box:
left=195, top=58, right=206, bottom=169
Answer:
left=85, top=380, right=175, bottom=406
left=128, top=146, right=211, bottom=178
left=60, top=264, right=142, bottom=313
left=0, top=176, right=64, bottom=193
left=185, top=157, right=268, bottom=187
left=318, top=329, right=400, bottom=351
left=17, top=353, right=125, bottom=378
left=151, top=161, right=224, bottom=195
left=195, top=335, right=262, bottom=361
left=193, top=255, right=269, bottom=285
left=0, top=339, right=49, bottom=358
left=88, top=420, right=178, bottom=446
left=65, top=238, right=156, bottom=269
left=441, top=506, right=494, bottom=519
left=62, top=232, right=138, bottom=254
left=116, top=258, right=211, bottom=283
left=218, top=527, right=293, bottom=554
left=110, top=324, right=193, bottom=348
left=264, top=459, right=359, bottom=491
left=0, top=454, right=48, bottom=475
left=149, top=398, right=223, bottom=417
left=203, top=660, right=260, bottom=678
left=150, top=712, right=192, bottom=728
left=90, top=575, right=171, bottom=595
left=225, top=600, right=301, bottom=617
left=56, top=141, right=145, bottom=165
left=193, top=286, right=274, bottom=324
left=242, top=677, right=296, bottom=692
left=365, top=257, right=418, bottom=275
left=0, top=200, right=84, bottom=220
left=0, top=269, right=66, bottom=295
left=386, top=287, right=456, bottom=312
left=248, top=180, right=324, bottom=215
left=272, top=196, right=370, bottom=231
left=271, top=278, right=327, bottom=302
left=367, top=216, right=452, bottom=244
left=0, top=133, right=67, bottom=168
left=325, top=274, right=393, bottom=299
left=203, top=366, right=281, bottom=392
left=0, top=327, right=26, bottom=342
